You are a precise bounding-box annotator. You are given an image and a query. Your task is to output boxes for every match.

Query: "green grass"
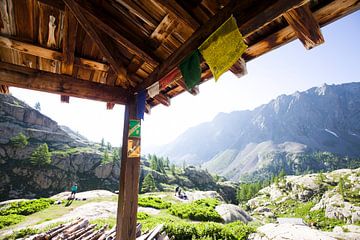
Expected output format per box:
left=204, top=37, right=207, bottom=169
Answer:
left=168, top=198, right=223, bottom=222
left=163, top=221, right=255, bottom=240
left=0, top=215, right=25, bottom=229
left=90, top=218, right=116, bottom=230
left=138, top=197, right=172, bottom=209
left=0, top=199, right=54, bottom=216
left=2, top=228, right=39, bottom=240
left=275, top=199, right=346, bottom=231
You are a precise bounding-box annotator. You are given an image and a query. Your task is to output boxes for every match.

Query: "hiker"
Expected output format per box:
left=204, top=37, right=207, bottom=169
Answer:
left=175, top=186, right=179, bottom=196
left=70, top=183, right=78, bottom=199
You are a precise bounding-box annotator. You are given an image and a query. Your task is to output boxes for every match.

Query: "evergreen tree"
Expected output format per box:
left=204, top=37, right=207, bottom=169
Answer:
left=102, top=149, right=110, bottom=164
left=101, top=138, right=105, bottom=148
left=171, top=164, right=176, bottom=175
left=34, top=102, right=41, bottom=111
left=107, top=142, right=112, bottom=150
left=112, top=149, right=120, bottom=162
left=141, top=173, right=157, bottom=193
left=30, top=143, right=51, bottom=166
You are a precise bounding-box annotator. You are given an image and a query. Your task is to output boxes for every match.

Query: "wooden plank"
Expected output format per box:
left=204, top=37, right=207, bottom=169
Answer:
left=283, top=3, right=324, bottom=49
left=116, top=98, right=141, bottom=240
left=0, top=62, right=129, bottom=104
left=69, top=0, right=158, bottom=66
left=0, top=35, right=110, bottom=71
left=154, top=93, right=170, bottom=106
left=63, top=0, right=127, bottom=82
left=244, top=0, right=360, bottom=61
left=155, top=0, right=200, bottom=30
left=137, top=0, right=308, bottom=91
left=61, top=6, right=78, bottom=75
left=0, top=84, right=9, bottom=94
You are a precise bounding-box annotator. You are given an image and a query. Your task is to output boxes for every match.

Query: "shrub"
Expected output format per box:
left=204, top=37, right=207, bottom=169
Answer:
left=168, top=198, right=222, bottom=222
left=138, top=197, right=171, bottom=209
left=164, top=221, right=254, bottom=240
left=0, top=214, right=25, bottom=229
left=137, top=212, right=149, bottom=220
left=30, top=143, right=52, bottom=166
left=10, top=133, right=29, bottom=147
left=0, top=199, right=54, bottom=216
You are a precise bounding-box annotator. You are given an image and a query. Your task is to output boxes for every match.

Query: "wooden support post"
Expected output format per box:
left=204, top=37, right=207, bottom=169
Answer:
left=116, top=97, right=141, bottom=240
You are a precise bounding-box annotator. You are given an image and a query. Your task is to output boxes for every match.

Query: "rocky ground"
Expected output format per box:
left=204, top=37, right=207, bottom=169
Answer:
left=247, top=168, right=360, bottom=240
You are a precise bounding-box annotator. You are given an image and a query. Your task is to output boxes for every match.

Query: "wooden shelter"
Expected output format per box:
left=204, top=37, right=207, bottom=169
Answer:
left=0, top=0, right=359, bottom=239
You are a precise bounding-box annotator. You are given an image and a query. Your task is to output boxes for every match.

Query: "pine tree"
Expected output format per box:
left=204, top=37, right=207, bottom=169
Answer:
left=34, top=102, right=41, bottom=111
left=101, top=138, right=105, bottom=148
left=112, top=149, right=120, bottom=162
left=30, top=143, right=51, bottom=166
left=102, top=149, right=110, bottom=164
left=171, top=164, right=176, bottom=175
left=141, top=173, right=157, bottom=193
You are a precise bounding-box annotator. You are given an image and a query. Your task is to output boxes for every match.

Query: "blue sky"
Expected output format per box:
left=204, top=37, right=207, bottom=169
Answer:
left=11, top=11, right=360, bottom=153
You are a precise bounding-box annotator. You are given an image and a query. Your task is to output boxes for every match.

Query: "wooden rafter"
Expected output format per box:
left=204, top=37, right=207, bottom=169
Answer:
left=0, top=62, right=129, bottom=104
left=63, top=0, right=127, bottom=82
left=243, top=0, right=360, bottom=61
left=155, top=0, right=200, bottom=30
left=68, top=0, right=159, bottom=66
left=154, top=93, right=171, bottom=107
left=283, top=3, right=324, bottom=49
left=0, top=35, right=109, bottom=72
left=137, top=0, right=308, bottom=92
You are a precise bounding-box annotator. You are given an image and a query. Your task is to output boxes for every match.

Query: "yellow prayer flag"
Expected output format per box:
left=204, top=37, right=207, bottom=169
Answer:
left=198, top=16, right=247, bottom=80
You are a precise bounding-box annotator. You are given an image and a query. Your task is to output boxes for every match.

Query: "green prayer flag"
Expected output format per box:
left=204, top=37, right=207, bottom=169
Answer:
left=179, top=50, right=201, bottom=90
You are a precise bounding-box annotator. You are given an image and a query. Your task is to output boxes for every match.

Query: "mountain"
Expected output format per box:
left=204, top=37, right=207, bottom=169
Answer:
left=158, top=82, right=360, bottom=180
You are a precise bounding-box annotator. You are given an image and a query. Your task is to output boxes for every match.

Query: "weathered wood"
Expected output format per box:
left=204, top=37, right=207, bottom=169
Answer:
left=283, top=3, right=324, bottom=49
left=61, top=6, right=78, bottom=75
left=63, top=0, right=127, bottom=81
left=68, top=0, right=159, bottom=66
left=0, top=35, right=109, bottom=71
left=244, top=0, right=360, bottom=61
left=116, top=98, right=141, bottom=240
left=0, top=84, right=9, bottom=94
left=230, top=58, right=247, bottom=78
left=154, top=93, right=170, bottom=106
left=155, top=0, right=200, bottom=30
left=0, top=62, right=129, bottom=104
left=137, top=0, right=308, bottom=92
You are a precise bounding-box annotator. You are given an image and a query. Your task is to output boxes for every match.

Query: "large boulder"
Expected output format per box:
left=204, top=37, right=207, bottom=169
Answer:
left=183, top=166, right=216, bottom=189
left=215, top=204, right=252, bottom=223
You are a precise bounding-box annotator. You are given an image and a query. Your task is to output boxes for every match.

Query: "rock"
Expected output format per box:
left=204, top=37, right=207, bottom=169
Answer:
left=325, top=225, right=360, bottom=240
left=215, top=204, right=252, bottom=223
left=248, top=223, right=337, bottom=240
left=186, top=191, right=224, bottom=202
left=51, top=190, right=116, bottom=200
left=94, top=163, right=113, bottom=179
left=216, top=181, right=238, bottom=204
left=183, top=166, right=216, bottom=188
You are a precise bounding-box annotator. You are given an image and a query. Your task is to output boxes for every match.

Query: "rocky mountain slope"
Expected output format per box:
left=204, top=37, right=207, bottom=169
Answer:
left=158, top=82, right=360, bottom=180
left=0, top=93, right=236, bottom=201
left=247, top=168, right=360, bottom=240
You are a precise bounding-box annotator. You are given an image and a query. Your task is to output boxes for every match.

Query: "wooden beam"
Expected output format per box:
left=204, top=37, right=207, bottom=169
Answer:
left=155, top=0, right=200, bottom=30
left=0, top=35, right=109, bottom=71
left=154, top=93, right=171, bottom=106
left=61, top=6, right=78, bottom=75
left=0, top=84, right=9, bottom=94
left=61, top=6, right=78, bottom=102
left=69, top=0, right=159, bottom=66
left=63, top=0, right=127, bottom=82
left=137, top=0, right=308, bottom=91
left=244, top=0, right=360, bottom=61
left=0, top=62, right=129, bottom=104
left=116, top=98, right=141, bottom=240
left=283, top=3, right=324, bottom=49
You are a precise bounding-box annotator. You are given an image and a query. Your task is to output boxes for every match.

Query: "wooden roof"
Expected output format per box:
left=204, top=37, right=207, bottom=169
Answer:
left=0, top=0, right=359, bottom=110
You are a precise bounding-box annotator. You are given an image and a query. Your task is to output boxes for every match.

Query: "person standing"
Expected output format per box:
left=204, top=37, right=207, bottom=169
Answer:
left=70, top=183, right=78, bottom=199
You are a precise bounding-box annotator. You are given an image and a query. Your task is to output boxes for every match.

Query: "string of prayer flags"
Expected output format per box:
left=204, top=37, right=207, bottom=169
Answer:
left=179, top=50, right=201, bottom=90
left=147, top=82, right=160, bottom=98
left=198, top=15, right=247, bottom=80
left=159, top=67, right=181, bottom=90
left=136, top=90, right=146, bottom=120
